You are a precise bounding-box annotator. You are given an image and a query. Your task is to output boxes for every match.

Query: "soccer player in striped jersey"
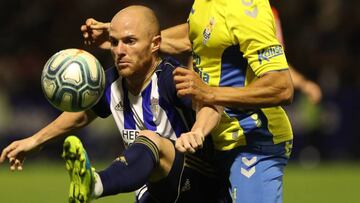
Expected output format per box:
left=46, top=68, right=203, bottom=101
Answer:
left=0, top=5, right=228, bottom=203
left=70, top=2, right=322, bottom=202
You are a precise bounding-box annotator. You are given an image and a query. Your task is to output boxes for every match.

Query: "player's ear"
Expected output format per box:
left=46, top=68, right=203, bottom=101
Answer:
left=151, top=35, right=161, bottom=53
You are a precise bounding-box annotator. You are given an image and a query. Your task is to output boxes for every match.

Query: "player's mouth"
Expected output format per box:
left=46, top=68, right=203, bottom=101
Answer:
left=117, top=60, right=131, bottom=68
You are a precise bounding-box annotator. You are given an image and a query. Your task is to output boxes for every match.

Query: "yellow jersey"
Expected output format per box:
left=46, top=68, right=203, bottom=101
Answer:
left=188, top=0, right=293, bottom=151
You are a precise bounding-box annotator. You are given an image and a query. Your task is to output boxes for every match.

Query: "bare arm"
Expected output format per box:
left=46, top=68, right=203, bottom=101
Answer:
left=289, top=66, right=322, bottom=104
left=160, top=23, right=192, bottom=54
left=175, top=101, right=223, bottom=153
left=191, top=103, right=222, bottom=136
left=272, top=7, right=322, bottom=104
left=173, top=68, right=294, bottom=108
left=32, top=110, right=97, bottom=145
left=0, top=110, right=97, bottom=170
left=208, top=70, right=294, bottom=108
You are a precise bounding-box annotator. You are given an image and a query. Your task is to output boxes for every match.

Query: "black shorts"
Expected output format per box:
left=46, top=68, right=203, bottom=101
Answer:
left=137, top=143, right=230, bottom=203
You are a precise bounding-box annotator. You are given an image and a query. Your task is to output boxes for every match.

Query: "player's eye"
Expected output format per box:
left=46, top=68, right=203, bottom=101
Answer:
left=123, top=37, right=136, bottom=45
left=109, top=37, right=118, bottom=47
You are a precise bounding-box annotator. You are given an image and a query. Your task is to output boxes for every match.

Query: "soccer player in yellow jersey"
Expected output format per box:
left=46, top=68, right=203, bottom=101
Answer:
left=163, top=1, right=294, bottom=202
left=80, top=1, right=294, bottom=202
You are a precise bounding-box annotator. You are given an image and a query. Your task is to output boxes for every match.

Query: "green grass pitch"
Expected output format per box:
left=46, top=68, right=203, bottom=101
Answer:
left=0, top=161, right=359, bottom=203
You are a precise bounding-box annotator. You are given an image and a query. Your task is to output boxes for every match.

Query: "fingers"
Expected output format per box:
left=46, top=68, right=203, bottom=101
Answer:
left=84, top=18, right=109, bottom=30
left=80, top=24, right=88, bottom=32
left=90, top=22, right=110, bottom=30
left=305, top=82, right=322, bottom=104
left=173, top=67, right=201, bottom=94
left=175, top=80, right=191, bottom=92
left=81, top=18, right=100, bottom=40
left=1, top=141, right=26, bottom=171
left=0, top=143, right=16, bottom=163
left=194, top=133, right=204, bottom=149
left=175, top=132, right=204, bottom=153
left=9, top=157, right=24, bottom=171
left=175, top=140, right=187, bottom=153
left=173, top=67, right=193, bottom=76
left=173, top=69, right=189, bottom=82
left=7, top=145, right=21, bottom=159
left=173, top=68, right=193, bottom=95
left=183, top=134, right=197, bottom=153
left=85, top=18, right=97, bottom=26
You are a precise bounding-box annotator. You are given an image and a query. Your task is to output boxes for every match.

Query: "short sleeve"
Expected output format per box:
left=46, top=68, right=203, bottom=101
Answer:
left=226, top=0, right=289, bottom=76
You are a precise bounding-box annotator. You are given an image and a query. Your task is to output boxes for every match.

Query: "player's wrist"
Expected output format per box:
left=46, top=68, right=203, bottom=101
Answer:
left=192, top=128, right=205, bottom=141
left=204, top=86, right=216, bottom=104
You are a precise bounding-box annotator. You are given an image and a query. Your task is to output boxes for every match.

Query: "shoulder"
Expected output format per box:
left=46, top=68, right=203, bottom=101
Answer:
left=104, top=66, right=119, bottom=85
left=158, top=57, right=182, bottom=71
left=156, top=56, right=184, bottom=79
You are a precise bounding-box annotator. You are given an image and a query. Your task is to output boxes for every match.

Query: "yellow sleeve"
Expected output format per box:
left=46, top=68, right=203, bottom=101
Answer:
left=226, top=0, right=289, bottom=76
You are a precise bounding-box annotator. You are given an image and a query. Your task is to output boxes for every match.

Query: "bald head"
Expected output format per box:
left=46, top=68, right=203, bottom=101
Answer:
left=111, top=5, right=160, bottom=38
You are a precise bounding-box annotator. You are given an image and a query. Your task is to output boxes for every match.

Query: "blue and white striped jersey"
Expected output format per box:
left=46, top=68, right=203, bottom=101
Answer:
left=92, top=57, right=195, bottom=147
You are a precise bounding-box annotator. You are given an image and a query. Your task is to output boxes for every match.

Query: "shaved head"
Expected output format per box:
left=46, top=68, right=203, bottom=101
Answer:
left=108, top=5, right=162, bottom=91
left=111, top=5, right=160, bottom=38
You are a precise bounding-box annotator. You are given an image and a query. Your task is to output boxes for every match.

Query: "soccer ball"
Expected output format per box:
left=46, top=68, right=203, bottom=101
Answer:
left=41, top=48, right=105, bottom=112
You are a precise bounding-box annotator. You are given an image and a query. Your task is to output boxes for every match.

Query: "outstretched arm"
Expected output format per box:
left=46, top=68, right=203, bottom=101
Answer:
left=289, top=66, right=322, bottom=104
left=0, top=110, right=97, bottom=170
left=272, top=6, right=322, bottom=104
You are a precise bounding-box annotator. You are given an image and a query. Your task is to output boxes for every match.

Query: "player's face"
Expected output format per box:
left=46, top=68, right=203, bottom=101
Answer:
left=109, top=16, right=154, bottom=79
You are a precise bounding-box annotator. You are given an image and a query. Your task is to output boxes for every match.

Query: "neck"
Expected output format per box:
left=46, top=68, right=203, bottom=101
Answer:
left=126, top=57, right=160, bottom=95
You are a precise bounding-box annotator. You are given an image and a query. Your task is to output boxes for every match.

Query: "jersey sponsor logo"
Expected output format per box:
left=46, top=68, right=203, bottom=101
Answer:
left=194, top=67, right=209, bottom=84
left=192, top=52, right=201, bottom=68
left=257, top=45, right=284, bottom=64
left=202, top=17, right=215, bottom=45
left=122, top=129, right=140, bottom=146
left=115, top=100, right=124, bottom=111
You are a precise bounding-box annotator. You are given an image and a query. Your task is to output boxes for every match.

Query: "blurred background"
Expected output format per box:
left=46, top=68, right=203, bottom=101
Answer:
left=0, top=0, right=359, bottom=202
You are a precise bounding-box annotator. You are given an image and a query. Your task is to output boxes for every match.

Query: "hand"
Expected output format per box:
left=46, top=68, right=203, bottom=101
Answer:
left=175, top=130, right=205, bottom=153
left=173, top=68, right=214, bottom=103
left=80, top=18, right=111, bottom=49
left=0, top=137, right=40, bottom=171
left=302, top=80, right=322, bottom=104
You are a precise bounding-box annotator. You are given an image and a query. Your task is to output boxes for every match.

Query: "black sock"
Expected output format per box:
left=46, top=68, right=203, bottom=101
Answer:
left=98, top=136, right=160, bottom=197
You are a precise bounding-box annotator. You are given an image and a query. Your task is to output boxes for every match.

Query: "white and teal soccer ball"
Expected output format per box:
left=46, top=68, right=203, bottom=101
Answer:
left=41, top=48, right=105, bottom=112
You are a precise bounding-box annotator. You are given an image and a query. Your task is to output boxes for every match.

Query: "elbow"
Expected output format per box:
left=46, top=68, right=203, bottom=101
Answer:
left=277, top=72, right=294, bottom=106
left=180, top=40, right=192, bottom=53
left=278, top=85, right=294, bottom=106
